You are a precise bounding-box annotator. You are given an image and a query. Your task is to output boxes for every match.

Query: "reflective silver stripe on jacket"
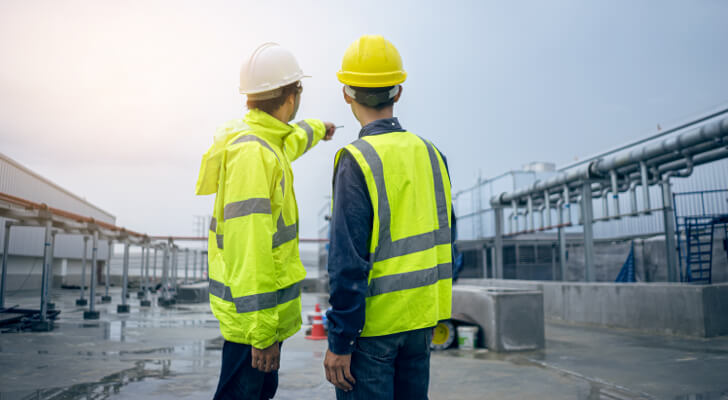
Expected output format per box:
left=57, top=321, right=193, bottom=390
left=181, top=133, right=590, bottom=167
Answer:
left=273, top=215, right=298, bottom=248
left=209, top=279, right=302, bottom=313
left=224, top=198, right=272, bottom=220
left=349, top=136, right=451, bottom=263
left=367, top=263, right=452, bottom=297
left=215, top=215, right=296, bottom=250
left=296, top=120, right=314, bottom=154
left=210, top=217, right=217, bottom=232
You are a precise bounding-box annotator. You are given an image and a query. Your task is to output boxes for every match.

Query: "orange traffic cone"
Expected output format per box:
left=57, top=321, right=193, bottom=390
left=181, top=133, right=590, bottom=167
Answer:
left=305, top=303, right=327, bottom=340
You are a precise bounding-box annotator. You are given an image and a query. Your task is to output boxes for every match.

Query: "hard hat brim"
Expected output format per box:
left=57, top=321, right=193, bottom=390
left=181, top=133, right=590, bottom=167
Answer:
left=239, top=74, right=311, bottom=95
left=336, top=70, right=406, bottom=88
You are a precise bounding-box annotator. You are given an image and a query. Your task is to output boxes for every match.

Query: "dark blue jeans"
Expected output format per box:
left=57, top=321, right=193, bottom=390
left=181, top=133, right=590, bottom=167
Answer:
left=213, top=341, right=279, bottom=400
left=336, top=327, right=433, bottom=400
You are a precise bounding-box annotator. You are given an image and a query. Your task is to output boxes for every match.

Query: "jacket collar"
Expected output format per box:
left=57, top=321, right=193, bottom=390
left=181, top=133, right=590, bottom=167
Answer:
left=244, top=108, right=294, bottom=148
left=358, top=117, right=405, bottom=138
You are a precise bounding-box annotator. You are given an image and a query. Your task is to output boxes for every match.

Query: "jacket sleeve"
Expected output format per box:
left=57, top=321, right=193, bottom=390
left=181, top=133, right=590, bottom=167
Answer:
left=222, top=141, right=283, bottom=349
left=284, top=119, right=326, bottom=162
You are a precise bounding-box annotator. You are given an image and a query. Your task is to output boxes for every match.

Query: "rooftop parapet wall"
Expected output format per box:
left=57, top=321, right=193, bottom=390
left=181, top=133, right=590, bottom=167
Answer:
left=458, top=279, right=728, bottom=338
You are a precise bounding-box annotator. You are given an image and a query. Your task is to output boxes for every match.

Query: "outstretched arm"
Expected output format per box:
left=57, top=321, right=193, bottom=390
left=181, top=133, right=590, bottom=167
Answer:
left=284, top=119, right=336, bottom=161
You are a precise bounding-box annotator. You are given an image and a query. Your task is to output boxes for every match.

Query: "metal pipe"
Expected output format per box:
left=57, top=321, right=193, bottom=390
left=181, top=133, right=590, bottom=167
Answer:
left=610, top=170, right=621, bottom=219
left=172, top=245, right=178, bottom=291
left=544, top=190, right=552, bottom=228
left=184, top=249, right=189, bottom=284
left=558, top=225, right=567, bottom=281
left=556, top=199, right=564, bottom=226
left=79, top=236, right=89, bottom=302
left=491, top=116, right=728, bottom=206
left=537, top=204, right=546, bottom=231
left=491, top=207, right=503, bottom=279
left=581, top=183, right=595, bottom=282
left=153, top=247, right=158, bottom=283
left=193, top=250, right=198, bottom=280
left=594, top=121, right=723, bottom=173
left=660, top=155, right=693, bottom=283
left=47, top=231, right=56, bottom=307
left=661, top=178, right=678, bottom=282
left=600, top=185, right=610, bottom=220
left=629, top=180, right=639, bottom=216
left=563, top=185, right=571, bottom=225
left=88, top=231, right=98, bottom=316
left=120, top=241, right=130, bottom=308
left=527, top=195, right=534, bottom=232
left=511, top=200, right=519, bottom=234
left=144, top=243, right=151, bottom=297
left=139, top=244, right=146, bottom=294
left=558, top=106, right=728, bottom=172
left=40, top=220, right=52, bottom=322
left=1, top=221, right=11, bottom=309
left=104, top=239, right=113, bottom=300
left=162, top=242, right=170, bottom=299
left=476, top=174, right=484, bottom=238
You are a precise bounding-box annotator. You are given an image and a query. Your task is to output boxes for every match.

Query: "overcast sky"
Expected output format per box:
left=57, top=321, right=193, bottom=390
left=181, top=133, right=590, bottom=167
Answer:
left=1, top=0, right=727, bottom=240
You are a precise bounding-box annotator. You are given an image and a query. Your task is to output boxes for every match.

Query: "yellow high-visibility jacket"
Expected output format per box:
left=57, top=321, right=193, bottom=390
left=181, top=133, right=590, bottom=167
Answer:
left=334, top=131, right=453, bottom=337
left=196, top=109, right=326, bottom=348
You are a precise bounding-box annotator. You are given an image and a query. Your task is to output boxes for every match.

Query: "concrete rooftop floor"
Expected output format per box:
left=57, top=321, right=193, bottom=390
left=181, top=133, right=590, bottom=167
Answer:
left=1, top=287, right=728, bottom=400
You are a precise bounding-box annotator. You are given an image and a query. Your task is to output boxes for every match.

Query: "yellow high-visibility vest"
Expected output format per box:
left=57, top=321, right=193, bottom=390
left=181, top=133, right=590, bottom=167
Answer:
left=196, top=109, right=325, bottom=349
left=334, top=131, right=453, bottom=337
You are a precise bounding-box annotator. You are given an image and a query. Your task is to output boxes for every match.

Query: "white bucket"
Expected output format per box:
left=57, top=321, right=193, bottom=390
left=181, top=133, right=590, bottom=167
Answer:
left=457, top=326, right=478, bottom=350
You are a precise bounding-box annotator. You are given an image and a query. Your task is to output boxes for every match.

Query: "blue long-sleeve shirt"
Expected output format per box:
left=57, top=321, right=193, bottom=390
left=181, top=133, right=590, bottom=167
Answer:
left=326, top=117, right=457, bottom=355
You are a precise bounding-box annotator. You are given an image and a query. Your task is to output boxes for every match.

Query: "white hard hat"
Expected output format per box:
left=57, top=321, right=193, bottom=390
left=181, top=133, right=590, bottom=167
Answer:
left=239, top=42, right=310, bottom=100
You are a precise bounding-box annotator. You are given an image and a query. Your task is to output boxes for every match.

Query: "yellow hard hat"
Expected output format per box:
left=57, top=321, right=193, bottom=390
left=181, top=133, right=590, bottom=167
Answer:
left=337, top=35, right=406, bottom=88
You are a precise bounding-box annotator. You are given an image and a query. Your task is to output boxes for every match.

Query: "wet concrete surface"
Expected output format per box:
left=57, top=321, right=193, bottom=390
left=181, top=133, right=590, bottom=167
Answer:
left=1, top=287, right=728, bottom=399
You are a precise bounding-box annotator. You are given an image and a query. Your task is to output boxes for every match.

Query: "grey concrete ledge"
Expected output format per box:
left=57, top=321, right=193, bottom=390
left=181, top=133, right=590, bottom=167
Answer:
left=458, top=279, right=728, bottom=338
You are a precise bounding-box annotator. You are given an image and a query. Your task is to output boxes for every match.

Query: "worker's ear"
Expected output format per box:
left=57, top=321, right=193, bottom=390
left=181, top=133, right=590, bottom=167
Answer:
left=393, top=85, right=402, bottom=103
left=342, top=86, right=353, bottom=105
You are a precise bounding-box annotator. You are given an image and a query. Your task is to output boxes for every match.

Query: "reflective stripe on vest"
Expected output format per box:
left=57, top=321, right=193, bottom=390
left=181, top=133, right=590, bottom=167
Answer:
left=367, top=262, right=452, bottom=297
left=213, top=134, right=298, bottom=250
left=209, top=278, right=301, bottom=313
left=350, top=137, right=451, bottom=263
left=349, top=136, right=451, bottom=298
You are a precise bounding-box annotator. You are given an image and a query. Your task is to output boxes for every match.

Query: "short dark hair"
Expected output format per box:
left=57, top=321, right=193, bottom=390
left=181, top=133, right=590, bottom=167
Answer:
left=247, top=81, right=300, bottom=115
left=349, top=86, right=396, bottom=110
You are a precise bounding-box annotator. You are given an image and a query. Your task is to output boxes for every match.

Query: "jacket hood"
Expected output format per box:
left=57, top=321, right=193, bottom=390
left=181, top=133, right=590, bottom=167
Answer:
left=195, top=119, right=249, bottom=195
left=195, top=109, right=295, bottom=196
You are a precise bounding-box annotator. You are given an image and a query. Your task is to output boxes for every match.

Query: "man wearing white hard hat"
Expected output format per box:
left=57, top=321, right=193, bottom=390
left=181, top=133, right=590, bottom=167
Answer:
left=196, top=42, right=336, bottom=399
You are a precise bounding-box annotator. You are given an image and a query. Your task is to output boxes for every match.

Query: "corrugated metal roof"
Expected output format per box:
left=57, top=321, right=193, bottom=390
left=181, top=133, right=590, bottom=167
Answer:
left=0, top=152, right=115, bottom=223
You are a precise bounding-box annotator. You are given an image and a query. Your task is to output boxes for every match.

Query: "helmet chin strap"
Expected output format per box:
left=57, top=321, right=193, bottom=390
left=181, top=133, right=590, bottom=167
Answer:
left=344, top=85, right=399, bottom=107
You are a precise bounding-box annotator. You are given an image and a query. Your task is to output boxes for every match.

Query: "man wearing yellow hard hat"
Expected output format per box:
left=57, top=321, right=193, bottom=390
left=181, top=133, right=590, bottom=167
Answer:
left=196, top=42, right=337, bottom=399
left=324, top=34, right=455, bottom=399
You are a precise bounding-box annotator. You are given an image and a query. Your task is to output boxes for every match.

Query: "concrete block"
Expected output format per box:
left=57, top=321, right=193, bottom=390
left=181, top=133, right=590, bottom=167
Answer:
left=453, top=285, right=545, bottom=352
left=703, top=284, right=728, bottom=337
left=83, top=310, right=100, bottom=320
left=459, top=278, right=728, bottom=337
left=176, top=282, right=208, bottom=304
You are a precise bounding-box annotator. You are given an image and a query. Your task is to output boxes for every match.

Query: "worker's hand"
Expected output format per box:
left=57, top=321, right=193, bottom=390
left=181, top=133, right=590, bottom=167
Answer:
left=323, top=122, right=337, bottom=141
left=251, top=342, right=280, bottom=373
left=324, top=349, right=355, bottom=391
